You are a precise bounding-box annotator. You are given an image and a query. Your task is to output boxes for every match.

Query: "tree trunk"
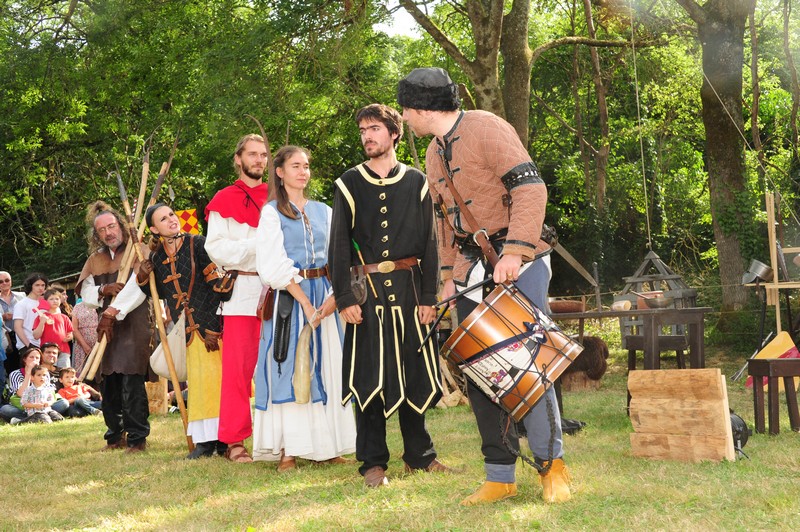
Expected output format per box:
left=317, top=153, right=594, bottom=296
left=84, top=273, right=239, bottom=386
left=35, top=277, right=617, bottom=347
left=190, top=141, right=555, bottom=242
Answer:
left=571, top=45, right=593, bottom=199
left=677, top=0, right=754, bottom=311
left=749, top=7, right=766, bottom=190
left=500, top=0, right=533, bottom=145
left=783, top=0, right=799, bottom=157
left=582, top=0, right=609, bottom=211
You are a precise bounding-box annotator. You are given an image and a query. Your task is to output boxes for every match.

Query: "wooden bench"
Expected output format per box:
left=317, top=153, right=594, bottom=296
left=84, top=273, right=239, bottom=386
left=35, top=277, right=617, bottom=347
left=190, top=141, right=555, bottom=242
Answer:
left=747, top=358, right=800, bottom=435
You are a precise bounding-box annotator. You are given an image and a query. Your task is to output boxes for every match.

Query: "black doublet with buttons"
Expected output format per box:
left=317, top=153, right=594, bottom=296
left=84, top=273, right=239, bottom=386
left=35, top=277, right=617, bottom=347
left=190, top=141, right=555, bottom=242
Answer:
left=330, top=162, right=441, bottom=418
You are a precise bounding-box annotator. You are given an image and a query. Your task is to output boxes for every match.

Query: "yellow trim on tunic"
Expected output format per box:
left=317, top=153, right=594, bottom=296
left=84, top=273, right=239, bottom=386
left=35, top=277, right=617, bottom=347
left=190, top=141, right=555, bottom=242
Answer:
left=410, top=312, right=441, bottom=414
left=334, top=179, right=356, bottom=229
left=355, top=162, right=408, bottom=186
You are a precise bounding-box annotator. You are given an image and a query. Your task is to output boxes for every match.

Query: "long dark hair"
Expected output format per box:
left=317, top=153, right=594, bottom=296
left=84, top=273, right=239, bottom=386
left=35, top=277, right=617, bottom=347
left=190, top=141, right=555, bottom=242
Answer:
left=23, top=273, right=48, bottom=296
left=269, top=145, right=311, bottom=220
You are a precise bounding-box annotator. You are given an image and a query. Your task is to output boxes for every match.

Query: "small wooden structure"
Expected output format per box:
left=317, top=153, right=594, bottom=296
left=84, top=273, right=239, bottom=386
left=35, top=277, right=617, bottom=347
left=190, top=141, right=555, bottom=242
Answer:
left=748, top=358, right=800, bottom=435
left=146, top=378, right=168, bottom=415
left=628, top=368, right=735, bottom=462
left=615, top=251, right=698, bottom=368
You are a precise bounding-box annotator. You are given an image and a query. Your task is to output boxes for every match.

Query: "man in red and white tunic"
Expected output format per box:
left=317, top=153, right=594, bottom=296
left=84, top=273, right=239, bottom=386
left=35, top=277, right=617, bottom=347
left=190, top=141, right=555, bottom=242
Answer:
left=204, top=134, right=269, bottom=463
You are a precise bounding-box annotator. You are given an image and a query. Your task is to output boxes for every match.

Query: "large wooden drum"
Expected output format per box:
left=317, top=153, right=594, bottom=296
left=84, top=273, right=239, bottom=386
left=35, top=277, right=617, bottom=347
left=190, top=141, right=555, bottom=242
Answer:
left=442, top=283, right=583, bottom=422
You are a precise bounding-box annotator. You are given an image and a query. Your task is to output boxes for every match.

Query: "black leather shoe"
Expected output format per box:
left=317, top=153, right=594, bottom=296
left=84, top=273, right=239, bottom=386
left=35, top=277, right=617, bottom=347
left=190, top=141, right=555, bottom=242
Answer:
left=186, top=441, right=215, bottom=460
left=215, top=441, right=228, bottom=456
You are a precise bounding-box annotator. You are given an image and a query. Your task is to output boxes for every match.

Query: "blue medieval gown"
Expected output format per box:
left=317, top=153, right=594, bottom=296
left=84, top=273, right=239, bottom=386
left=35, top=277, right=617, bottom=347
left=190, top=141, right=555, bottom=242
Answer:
left=252, top=200, right=356, bottom=461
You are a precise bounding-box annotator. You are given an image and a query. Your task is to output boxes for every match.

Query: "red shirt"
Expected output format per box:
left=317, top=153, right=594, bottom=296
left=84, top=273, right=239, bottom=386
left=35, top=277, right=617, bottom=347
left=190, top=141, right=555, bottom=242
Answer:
left=57, top=383, right=92, bottom=401
left=33, top=311, right=73, bottom=353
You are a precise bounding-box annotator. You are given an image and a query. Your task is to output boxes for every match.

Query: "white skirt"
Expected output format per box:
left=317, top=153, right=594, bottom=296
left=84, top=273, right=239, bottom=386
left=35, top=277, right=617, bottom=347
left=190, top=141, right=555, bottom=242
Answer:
left=252, top=314, right=356, bottom=461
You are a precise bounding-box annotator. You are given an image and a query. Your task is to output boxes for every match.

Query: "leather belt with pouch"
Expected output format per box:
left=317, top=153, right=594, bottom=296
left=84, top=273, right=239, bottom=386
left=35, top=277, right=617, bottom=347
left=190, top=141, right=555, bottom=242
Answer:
left=273, top=291, right=294, bottom=364
left=257, top=286, right=274, bottom=321
left=351, top=257, right=418, bottom=276
left=213, top=269, right=258, bottom=302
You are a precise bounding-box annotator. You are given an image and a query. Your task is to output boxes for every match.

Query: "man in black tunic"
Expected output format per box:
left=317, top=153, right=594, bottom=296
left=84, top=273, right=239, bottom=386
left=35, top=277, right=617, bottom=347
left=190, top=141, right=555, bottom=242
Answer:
left=329, top=103, right=447, bottom=488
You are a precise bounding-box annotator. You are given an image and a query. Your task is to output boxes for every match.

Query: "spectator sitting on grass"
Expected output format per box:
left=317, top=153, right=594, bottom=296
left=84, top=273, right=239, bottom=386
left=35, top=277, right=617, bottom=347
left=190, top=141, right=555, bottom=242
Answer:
left=12, top=365, right=64, bottom=424
left=57, top=367, right=102, bottom=417
left=1, top=346, right=42, bottom=422
left=31, top=343, right=70, bottom=416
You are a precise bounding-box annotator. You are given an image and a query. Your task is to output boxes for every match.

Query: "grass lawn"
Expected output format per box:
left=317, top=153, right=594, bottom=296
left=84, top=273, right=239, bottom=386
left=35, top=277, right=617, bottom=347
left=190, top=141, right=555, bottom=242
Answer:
left=2, top=347, right=800, bottom=530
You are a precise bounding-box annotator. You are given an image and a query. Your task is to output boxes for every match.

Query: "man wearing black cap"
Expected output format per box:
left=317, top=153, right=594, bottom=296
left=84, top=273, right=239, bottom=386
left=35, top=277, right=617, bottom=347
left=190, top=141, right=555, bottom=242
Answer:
left=329, top=103, right=447, bottom=488
left=398, top=67, right=572, bottom=505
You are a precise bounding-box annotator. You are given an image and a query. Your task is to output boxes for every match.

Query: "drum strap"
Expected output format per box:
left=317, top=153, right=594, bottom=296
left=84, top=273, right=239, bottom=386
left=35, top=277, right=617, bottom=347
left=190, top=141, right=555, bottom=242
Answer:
left=499, top=392, right=557, bottom=475
left=436, top=149, right=501, bottom=269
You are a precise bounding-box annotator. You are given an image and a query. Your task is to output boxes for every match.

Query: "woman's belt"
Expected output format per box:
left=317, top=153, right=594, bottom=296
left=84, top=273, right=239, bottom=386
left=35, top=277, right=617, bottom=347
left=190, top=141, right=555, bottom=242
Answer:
left=299, top=265, right=329, bottom=279
left=352, top=257, right=418, bottom=275
left=234, top=271, right=259, bottom=276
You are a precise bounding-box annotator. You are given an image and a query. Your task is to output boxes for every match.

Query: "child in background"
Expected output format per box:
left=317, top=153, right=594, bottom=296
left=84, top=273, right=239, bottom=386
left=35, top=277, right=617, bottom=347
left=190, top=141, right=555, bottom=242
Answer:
left=13, top=365, right=64, bottom=424
left=57, top=367, right=102, bottom=416
left=49, top=283, right=73, bottom=318
left=32, top=289, right=73, bottom=368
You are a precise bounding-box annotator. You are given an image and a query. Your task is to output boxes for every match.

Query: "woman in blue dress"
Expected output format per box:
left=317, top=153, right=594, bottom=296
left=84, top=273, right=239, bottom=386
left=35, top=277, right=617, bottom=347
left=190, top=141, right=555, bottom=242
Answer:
left=253, top=145, right=356, bottom=471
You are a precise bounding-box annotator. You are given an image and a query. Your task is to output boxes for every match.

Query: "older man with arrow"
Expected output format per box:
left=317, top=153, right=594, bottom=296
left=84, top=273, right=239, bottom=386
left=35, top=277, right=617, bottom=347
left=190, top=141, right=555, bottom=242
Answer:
left=75, top=199, right=153, bottom=453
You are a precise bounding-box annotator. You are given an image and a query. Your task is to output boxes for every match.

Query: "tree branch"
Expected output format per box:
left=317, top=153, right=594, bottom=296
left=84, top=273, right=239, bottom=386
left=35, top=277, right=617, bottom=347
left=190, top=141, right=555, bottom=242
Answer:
left=674, top=0, right=706, bottom=25
left=531, top=36, right=645, bottom=66
left=531, top=91, right=599, bottom=156
left=399, top=0, right=475, bottom=77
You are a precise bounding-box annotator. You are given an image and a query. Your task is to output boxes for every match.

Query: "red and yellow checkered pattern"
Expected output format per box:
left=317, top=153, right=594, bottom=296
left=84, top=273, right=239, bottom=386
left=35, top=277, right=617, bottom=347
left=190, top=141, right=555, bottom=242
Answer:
left=175, top=209, right=201, bottom=235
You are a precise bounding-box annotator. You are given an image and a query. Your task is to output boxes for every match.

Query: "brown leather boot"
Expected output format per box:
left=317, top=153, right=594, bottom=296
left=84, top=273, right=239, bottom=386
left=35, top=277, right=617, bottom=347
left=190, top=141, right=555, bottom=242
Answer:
left=101, top=436, right=127, bottom=452
left=363, top=466, right=389, bottom=488
left=277, top=454, right=297, bottom=473
left=538, top=458, right=571, bottom=503
left=460, top=481, right=518, bottom=506
left=404, top=458, right=451, bottom=473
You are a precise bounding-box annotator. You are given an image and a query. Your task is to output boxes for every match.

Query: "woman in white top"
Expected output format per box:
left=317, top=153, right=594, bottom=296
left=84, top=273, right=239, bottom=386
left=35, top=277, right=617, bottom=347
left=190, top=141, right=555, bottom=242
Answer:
left=252, top=145, right=356, bottom=471
left=12, top=273, right=48, bottom=350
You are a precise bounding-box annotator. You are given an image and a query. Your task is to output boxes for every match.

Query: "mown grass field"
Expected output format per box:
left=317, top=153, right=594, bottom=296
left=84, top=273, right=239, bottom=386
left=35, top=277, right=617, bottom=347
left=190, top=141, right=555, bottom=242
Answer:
left=2, top=345, right=799, bottom=530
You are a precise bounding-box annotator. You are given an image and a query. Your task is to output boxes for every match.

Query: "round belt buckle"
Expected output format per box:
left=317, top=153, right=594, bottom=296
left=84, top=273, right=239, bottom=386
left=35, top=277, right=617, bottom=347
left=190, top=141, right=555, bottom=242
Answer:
left=377, top=261, right=395, bottom=273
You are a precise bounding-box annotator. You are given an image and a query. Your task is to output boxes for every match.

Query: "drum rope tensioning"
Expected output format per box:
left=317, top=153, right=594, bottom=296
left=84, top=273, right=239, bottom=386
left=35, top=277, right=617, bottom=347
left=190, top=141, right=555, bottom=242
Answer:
left=438, top=280, right=584, bottom=471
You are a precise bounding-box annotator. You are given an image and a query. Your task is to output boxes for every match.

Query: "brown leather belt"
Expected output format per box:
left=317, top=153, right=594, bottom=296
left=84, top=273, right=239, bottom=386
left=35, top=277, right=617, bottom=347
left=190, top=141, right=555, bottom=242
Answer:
left=299, top=265, right=328, bottom=279
left=352, top=257, right=418, bottom=276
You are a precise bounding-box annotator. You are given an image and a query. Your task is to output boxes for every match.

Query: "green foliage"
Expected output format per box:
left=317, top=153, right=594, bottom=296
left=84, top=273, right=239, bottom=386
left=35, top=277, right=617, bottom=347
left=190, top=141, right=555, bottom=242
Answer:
left=0, top=0, right=798, bottom=308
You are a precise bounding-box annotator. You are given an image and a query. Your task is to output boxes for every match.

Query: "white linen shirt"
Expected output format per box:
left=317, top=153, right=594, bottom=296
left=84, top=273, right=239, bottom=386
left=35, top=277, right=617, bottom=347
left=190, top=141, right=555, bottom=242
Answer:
left=205, top=210, right=261, bottom=316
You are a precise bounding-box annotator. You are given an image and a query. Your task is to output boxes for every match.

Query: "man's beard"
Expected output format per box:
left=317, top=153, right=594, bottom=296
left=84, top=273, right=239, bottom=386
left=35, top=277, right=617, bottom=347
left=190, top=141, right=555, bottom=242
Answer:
left=241, top=162, right=264, bottom=180
left=364, top=142, right=390, bottom=159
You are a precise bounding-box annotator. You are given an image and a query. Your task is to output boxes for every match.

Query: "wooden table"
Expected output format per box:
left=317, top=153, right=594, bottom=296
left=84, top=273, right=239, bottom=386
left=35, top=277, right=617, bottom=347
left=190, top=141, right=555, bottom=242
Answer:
left=554, top=307, right=712, bottom=370
left=747, top=358, right=800, bottom=435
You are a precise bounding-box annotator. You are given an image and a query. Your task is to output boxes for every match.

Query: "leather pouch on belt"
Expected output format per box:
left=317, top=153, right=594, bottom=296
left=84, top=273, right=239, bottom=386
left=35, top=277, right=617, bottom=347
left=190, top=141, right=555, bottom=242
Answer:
left=273, top=290, right=294, bottom=364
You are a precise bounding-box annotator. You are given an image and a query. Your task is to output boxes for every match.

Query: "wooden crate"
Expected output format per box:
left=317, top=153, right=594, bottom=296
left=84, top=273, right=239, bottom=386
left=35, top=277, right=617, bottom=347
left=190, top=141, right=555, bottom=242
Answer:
left=146, top=377, right=168, bottom=415
left=562, top=371, right=601, bottom=391
left=628, top=368, right=735, bottom=462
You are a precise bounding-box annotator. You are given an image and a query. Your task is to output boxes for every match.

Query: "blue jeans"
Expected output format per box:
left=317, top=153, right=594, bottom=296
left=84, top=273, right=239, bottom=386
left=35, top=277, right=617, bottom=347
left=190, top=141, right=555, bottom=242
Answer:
left=1, top=398, right=69, bottom=422
left=0, top=403, right=22, bottom=422
left=456, top=257, right=564, bottom=481
left=66, top=398, right=102, bottom=417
